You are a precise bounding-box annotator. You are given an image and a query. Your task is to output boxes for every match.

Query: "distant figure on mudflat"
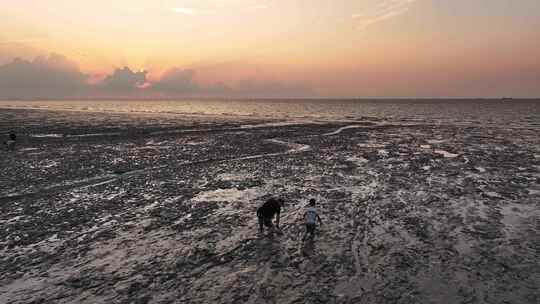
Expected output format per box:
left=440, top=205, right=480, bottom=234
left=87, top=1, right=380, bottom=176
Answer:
left=257, top=197, right=285, bottom=235
left=4, top=131, right=16, bottom=151
left=302, top=198, right=323, bottom=241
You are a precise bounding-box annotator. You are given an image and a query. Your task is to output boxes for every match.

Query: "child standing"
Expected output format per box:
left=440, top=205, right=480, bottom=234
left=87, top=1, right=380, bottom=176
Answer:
left=303, top=198, right=323, bottom=241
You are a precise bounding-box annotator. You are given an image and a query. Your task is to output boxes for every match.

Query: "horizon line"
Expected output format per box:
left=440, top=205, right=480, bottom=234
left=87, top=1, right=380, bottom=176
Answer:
left=1, top=97, right=539, bottom=102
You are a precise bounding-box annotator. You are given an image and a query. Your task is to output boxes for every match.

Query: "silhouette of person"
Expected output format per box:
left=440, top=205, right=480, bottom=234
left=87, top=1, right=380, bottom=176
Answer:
left=5, top=131, right=16, bottom=151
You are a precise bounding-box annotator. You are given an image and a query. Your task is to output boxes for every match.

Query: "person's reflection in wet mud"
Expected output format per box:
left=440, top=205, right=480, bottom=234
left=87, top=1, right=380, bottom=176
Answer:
left=301, top=237, right=315, bottom=257
left=4, top=131, right=16, bottom=151
left=256, top=197, right=285, bottom=237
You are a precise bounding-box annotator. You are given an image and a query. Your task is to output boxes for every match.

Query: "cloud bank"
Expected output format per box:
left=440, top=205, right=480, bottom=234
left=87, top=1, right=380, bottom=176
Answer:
left=0, top=54, right=311, bottom=99
left=0, top=54, right=87, bottom=99
left=2, top=51, right=536, bottom=99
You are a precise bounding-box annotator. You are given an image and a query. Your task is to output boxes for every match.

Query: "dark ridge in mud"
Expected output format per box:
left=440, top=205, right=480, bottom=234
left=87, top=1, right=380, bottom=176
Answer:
left=1, top=108, right=539, bottom=304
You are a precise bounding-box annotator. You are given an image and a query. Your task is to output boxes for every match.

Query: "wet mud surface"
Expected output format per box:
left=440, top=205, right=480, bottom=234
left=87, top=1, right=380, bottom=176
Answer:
left=1, top=108, right=539, bottom=303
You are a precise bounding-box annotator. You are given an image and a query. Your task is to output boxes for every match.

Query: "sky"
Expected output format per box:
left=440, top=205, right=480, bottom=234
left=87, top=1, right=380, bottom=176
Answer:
left=0, top=0, right=539, bottom=99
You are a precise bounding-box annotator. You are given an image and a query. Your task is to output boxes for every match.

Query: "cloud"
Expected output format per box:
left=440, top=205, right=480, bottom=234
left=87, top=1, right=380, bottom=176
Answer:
left=0, top=53, right=87, bottom=99
left=150, top=68, right=310, bottom=97
left=151, top=68, right=199, bottom=93
left=100, top=67, right=147, bottom=91
left=352, top=0, right=417, bottom=29
left=0, top=41, right=43, bottom=65
left=171, top=2, right=269, bottom=15
left=150, top=68, right=227, bottom=96
left=0, top=54, right=313, bottom=99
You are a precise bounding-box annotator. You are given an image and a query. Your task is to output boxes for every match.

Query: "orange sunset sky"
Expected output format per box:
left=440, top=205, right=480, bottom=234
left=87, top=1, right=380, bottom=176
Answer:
left=1, top=0, right=539, bottom=98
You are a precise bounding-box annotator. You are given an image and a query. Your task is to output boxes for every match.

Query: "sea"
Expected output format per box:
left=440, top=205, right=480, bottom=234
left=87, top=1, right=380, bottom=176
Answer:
left=0, top=99, right=539, bottom=129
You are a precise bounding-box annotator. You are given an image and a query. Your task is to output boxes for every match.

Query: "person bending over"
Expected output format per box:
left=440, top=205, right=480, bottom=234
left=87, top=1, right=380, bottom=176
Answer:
left=257, top=197, right=284, bottom=235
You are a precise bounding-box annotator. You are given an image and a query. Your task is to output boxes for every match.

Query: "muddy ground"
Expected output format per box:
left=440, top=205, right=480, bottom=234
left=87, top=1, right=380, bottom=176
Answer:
left=0, top=108, right=539, bottom=304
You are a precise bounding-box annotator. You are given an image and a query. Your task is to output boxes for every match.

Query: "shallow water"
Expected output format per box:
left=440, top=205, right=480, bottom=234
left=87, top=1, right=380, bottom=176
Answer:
left=1, top=99, right=539, bottom=129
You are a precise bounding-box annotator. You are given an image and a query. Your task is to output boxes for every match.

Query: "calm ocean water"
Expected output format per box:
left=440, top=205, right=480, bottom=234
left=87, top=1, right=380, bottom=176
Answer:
left=0, top=99, right=539, bottom=128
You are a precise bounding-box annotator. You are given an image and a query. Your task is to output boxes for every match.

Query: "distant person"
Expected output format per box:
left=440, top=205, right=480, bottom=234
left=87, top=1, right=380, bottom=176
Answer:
left=4, top=131, right=16, bottom=151
left=257, top=197, right=285, bottom=235
left=302, top=198, right=323, bottom=241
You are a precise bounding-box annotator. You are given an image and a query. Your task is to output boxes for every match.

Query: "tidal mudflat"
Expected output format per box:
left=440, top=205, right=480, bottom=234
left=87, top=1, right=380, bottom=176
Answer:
left=1, top=108, right=539, bottom=303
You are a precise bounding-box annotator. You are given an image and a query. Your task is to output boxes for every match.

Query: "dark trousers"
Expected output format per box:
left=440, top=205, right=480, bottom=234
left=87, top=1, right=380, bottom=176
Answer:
left=258, top=216, right=273, bottom=232
left=303, top=223, right=316, bottom=240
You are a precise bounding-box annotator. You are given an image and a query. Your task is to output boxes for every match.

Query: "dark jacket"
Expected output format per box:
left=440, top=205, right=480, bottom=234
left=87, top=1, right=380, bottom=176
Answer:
left=257, top=198, right=281, bottom=218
